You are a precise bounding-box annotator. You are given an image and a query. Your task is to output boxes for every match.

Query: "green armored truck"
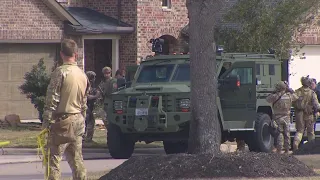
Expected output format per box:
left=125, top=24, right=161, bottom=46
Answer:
left=106, top=50, right=282, bottom=159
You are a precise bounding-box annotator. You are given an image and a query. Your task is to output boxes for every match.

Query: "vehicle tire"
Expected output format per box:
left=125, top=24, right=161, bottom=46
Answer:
left=163, top=141, right=188, bottom=154
left=251, top=113, right=274, bottom=152
left=245, top=134, right=259, bottom=152
left=107, top=123, right=135, bottom=159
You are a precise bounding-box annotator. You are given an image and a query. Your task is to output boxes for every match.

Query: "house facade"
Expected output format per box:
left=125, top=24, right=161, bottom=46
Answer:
left=0, top=0, right=188, bottom=119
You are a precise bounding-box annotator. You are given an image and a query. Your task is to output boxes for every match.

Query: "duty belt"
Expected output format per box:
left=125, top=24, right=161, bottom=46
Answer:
left=54, top=113, right=78, bottom=121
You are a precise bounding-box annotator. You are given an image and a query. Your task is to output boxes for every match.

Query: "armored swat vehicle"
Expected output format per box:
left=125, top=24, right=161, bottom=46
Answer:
left=106, top=50, right=283, bottom=159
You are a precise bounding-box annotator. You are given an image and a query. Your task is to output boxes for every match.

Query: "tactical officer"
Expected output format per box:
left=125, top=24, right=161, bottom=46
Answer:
left=266, top=81, right=298, bottom=154
left=42, top=39, right=89, bottom=180
left=83, top=71, right=101, bottom=142
left=99, top=67, right=118, bottom=128
left=115, top=69, right=126, bottom=89
left=293, top=76, right=320, bottom=150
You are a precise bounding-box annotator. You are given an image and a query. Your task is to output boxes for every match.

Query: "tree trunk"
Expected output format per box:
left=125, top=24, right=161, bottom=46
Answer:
left=187, top=0, right=223, bottom=155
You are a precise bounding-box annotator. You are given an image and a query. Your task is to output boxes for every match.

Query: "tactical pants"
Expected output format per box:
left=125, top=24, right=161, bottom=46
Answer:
left=46, top=114, right=87, bottom=180
left=103, top=103, right=109, bottom=128
left=275, top=116, right=290, bottom=153
left=84, top=108, right=95, bottom=141
left=236, top=139, right=245, bottom=151
left=293, top=111, right=315, bottom=150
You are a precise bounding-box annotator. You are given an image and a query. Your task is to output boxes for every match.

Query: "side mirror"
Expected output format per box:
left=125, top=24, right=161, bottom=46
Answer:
left=219, top=75, right=240, bottom=90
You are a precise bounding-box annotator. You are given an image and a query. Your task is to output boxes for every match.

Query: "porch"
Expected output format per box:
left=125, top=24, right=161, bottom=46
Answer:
left=63, top=7, right=135, bottom=82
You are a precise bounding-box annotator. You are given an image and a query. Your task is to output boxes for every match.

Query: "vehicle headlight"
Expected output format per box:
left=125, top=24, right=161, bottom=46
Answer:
left=179, top=99, right=190, bottom=109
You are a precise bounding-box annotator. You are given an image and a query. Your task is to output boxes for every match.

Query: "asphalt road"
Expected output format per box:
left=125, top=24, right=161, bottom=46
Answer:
left=0, top=148, right=166, bottom=180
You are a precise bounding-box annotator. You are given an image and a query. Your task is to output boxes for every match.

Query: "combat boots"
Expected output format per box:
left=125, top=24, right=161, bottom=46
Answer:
left=292, top=142, right=299, bottom=151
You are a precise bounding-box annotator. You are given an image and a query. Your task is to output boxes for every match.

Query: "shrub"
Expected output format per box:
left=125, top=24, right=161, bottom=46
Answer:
left=19, top=58, right=51, bottom=122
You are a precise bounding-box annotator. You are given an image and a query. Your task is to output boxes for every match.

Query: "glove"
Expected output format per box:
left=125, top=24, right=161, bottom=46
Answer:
left=41, top=120, right=53, bottom=130
left=287, top=88, right=294, bottom=94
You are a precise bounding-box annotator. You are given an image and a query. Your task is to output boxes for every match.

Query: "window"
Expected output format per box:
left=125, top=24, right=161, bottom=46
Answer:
left=136, top=64, right=175, bottom=83
left=229, top=68, right=253, bottom=84
left=269, top=64, right=275, bottom=75
left=162, top=0, right=171, bottom=8
left=256, top=64, right=260, bottom=75
left=172, top=64, right=190, bottom=82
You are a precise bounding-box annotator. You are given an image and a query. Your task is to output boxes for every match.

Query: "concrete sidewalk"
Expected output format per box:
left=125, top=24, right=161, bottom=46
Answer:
left=0, top=144, right=238, bottom=164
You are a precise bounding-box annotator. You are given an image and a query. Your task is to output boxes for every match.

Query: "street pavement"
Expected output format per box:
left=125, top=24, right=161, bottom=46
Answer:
left=0, top=144, right=238, bottom=179
left=0, top=159, right=125, bottom=180
left=0, top=147, right=168, bottom=180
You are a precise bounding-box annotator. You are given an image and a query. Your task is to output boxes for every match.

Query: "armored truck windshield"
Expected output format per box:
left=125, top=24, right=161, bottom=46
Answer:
left=135, top=58, right=222, bottom=83
left=136, top=62, right=191, bottom=83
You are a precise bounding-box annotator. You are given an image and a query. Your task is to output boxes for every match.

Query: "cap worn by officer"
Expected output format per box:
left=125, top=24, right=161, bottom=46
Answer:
left=274, top=81, right=287, bottom=92
left=86, top=71, right=96, bottom=80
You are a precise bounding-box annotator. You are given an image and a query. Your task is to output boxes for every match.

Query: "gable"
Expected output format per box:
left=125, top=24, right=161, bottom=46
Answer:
left=0, top=0, right=66, bottom=40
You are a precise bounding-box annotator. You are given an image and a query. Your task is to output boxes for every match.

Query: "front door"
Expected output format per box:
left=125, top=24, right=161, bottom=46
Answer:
left=219, top=61, right=256, bottom=129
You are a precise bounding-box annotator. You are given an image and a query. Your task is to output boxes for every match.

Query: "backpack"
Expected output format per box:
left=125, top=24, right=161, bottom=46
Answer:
left=293, top=88, right=313, bottom=114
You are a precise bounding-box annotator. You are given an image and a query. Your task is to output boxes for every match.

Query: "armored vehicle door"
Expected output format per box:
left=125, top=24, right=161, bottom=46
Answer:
left=219, top=61, right=256, bottom=129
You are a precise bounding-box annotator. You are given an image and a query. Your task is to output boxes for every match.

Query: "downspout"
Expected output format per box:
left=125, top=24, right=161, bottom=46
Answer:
left=118, top=0, right=122, bottom=24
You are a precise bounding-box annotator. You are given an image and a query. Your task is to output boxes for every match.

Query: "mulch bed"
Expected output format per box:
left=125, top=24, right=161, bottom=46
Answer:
left=99, top=152, right=317, bottom=180
left=293, top=140, right=320, bottom=155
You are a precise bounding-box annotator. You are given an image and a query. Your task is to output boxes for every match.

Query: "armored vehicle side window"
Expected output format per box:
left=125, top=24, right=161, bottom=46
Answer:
left=136, top=64, right=175, bottom=83
left=172, top=64, right=190, bottom=82
left=269, top=64, right=275, bottom=75
left=256, top=64, right=260, bottom=75
left=230, top=68, right=253, bottom=84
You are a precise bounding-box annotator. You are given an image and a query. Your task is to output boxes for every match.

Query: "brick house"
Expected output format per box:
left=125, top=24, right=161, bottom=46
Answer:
left=0, top=0, right=188, bottom=119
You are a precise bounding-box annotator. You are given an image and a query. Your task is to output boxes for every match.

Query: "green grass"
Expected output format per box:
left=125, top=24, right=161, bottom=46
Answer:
left=0, top=124, right=163, bottom=149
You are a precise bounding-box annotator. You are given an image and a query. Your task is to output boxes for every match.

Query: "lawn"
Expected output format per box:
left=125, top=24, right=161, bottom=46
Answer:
left=0, top=124, right=163, bottom=149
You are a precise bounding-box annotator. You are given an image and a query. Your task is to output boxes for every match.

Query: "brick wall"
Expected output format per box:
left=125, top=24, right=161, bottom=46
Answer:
left=84, top=0, right=138, bottom=69
left=0, top=0, right=63, bottom=40
left=67, top=0, right=88, bottom=7
left=136, top=0, right=188, bottom=62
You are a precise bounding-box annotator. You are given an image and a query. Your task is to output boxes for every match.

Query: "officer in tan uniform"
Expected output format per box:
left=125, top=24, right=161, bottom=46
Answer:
left=99, top=66, right=118, bottom=128
left=266, top=81, right=298, bottom=154
left=42, top=39, right=89, bottom=180
left=293, top=76, right=320, bottom=150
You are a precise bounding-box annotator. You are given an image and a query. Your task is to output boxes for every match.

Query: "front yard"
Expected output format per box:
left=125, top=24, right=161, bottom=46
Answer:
left=0, top=123, right=163, bottom=149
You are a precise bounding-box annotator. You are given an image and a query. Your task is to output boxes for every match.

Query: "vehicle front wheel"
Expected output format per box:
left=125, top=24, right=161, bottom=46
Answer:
left=163, top=141, right=188, bottom=154
left=107, top=123, right=135, bottom=159
left=248, top=113, right=274, bottom=152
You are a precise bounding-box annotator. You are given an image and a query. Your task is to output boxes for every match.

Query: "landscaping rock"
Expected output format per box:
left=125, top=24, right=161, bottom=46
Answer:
left=100, top=152, right=317, bottom=180
left=293, top=140, right=320, bottom=155
left=4, top=114, right=21, bottom=128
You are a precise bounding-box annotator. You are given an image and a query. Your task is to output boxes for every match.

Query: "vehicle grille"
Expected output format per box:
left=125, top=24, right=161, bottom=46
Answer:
left=127, top=94, right=172, bottom=112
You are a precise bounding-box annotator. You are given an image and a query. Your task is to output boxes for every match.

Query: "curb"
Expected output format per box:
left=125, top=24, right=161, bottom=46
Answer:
left=1, top=147, right=165, bottom=156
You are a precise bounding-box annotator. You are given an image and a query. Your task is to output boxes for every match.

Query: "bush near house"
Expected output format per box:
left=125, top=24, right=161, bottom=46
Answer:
left=19, top=58, right=51, bottom=122
left=19, top=58, right=106, bottom=123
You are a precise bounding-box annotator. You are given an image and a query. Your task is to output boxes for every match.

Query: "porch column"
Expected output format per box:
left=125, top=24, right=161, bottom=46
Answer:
left=112, top=39, right=120, bottom=77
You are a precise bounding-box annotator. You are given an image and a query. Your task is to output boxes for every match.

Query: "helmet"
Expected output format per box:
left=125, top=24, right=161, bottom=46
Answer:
left=301, top=76, right=311, bottom=87
left=86, top=71, right=96, bottom=81
left=274, top=81, right=287, bottom=92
